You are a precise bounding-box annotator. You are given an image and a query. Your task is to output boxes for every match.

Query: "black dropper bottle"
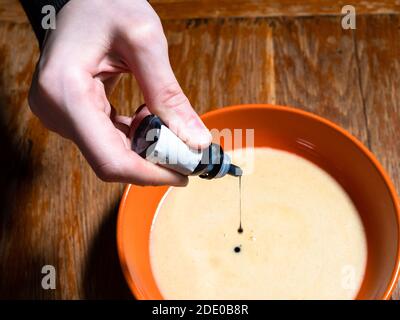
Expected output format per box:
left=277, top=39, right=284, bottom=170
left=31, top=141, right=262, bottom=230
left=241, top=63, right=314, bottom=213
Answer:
left=132, top=114, right=242, bottom=179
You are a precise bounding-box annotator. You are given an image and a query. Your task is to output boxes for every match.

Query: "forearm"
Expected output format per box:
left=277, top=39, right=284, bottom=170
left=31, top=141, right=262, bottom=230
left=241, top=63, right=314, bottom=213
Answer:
left=19, top=0, right=70, bottom=47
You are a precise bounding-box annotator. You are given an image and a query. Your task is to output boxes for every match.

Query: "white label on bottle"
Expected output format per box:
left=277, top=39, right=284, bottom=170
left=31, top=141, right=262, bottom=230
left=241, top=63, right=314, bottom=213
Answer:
left=145, top=125, right=203, bottom=175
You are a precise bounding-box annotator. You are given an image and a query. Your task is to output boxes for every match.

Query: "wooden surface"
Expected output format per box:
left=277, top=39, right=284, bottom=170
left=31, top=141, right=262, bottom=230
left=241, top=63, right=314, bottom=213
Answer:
left=0, top=2, right=399, bottom=300
left=2, top=0, right=400, bottom=23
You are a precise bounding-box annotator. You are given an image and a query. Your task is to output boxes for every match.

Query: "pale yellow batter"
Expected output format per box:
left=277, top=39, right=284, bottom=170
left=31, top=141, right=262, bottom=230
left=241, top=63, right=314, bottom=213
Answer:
left=150, top=148, right=367, bottom=300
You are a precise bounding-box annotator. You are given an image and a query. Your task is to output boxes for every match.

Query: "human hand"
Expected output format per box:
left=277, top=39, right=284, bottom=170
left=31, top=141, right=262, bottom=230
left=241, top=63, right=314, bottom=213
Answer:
left=28, top=0, right=211, bottom=186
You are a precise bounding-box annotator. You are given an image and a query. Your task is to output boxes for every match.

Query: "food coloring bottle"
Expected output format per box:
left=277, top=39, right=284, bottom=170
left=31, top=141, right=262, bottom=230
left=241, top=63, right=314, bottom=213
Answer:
left=132, top=114, right=242, bottom=179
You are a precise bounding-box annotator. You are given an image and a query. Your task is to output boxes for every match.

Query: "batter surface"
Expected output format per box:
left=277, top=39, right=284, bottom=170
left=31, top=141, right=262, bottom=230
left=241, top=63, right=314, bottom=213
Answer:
left=150, top=148, right=367, bottom=299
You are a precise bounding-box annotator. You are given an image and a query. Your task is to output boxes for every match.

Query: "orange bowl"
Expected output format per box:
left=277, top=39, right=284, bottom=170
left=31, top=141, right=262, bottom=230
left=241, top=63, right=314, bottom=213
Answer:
left=117, top=104, right=400, bottom=300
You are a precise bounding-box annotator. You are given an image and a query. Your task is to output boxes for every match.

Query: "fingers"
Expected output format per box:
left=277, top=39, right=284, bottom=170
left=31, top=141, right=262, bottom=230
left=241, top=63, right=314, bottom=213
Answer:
left=76, top=107, right=188, bottom=186
left=28, top=0, right=191, bottom=187
left=64, top=74, right=188, bottom=186
left=117, top=10, right=211, bottom=149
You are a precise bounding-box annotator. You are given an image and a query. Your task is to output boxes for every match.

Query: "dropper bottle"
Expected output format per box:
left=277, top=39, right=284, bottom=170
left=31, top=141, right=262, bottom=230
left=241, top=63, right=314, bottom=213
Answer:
left=132, top=114, right=242, bottom=179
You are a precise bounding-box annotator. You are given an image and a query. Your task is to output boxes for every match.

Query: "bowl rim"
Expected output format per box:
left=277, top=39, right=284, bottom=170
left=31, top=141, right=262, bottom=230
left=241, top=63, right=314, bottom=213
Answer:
left=117, top=103, right=400, bottom=300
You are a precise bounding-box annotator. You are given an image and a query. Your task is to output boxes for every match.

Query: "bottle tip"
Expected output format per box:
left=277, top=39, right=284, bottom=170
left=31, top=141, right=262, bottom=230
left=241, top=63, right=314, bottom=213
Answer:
left=228, top=164, right=243, bottom=177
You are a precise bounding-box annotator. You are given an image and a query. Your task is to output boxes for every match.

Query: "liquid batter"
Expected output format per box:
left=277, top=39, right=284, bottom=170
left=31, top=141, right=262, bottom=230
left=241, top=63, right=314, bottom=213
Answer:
left=150, top=148, right=367, bottom=299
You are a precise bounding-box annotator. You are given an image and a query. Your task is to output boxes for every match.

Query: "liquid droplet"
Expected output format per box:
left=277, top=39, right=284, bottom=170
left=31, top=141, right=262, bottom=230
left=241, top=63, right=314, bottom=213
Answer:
left=238, top=176, right=243, bottom=233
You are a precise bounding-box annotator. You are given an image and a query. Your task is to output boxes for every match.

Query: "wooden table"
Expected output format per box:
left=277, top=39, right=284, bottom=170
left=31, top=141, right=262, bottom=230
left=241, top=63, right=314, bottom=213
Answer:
left=0, top=1, right=399, bottom=299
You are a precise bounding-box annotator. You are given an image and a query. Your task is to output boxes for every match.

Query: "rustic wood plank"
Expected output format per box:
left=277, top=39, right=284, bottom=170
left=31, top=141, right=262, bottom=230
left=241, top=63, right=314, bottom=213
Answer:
left=0, top=14, right=399, bottom=299
left=354, top=15, right=400, bottom=300
left=272, top=16, right=369, bottom=144
left=163, top=19, right=275, bottom=111
left=152, top=0, right=400, bottom=19
left=2, top=0, right=400, bottom=24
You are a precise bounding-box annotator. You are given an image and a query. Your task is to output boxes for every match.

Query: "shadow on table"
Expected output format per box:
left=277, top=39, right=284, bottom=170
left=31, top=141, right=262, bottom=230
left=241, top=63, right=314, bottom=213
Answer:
left=0, top=93, right=45, bottom=299
left=83, top=200, right=133, bottom=299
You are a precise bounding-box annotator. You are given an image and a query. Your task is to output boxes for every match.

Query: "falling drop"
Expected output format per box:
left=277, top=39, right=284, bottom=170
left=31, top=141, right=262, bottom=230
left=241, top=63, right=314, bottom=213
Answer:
left=238, top=175, right=243, bottom=234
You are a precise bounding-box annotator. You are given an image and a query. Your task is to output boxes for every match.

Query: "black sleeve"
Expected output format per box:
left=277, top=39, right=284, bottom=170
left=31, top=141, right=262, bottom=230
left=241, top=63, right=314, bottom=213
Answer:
left=19, top=0, right=70, bottom=48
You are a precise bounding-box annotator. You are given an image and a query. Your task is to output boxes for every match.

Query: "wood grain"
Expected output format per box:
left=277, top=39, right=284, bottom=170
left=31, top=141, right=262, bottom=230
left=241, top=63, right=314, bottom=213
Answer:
left=2, top=0, right=400, bottom=23
left=151, top=0, right=400, bottom=20
left=271, top=16, right=369, bottom=144
left=0, top=23, right=132, bottom=299
left=354, top=15, right=400, bottom=299
left=164, top=19, right=275, bottom=111
left=0, top=13, right=399, bottom=299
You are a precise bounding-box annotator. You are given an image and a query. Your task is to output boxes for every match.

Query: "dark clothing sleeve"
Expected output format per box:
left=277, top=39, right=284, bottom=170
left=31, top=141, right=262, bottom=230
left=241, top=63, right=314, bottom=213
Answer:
left=19, top=0, right=70, bottom=47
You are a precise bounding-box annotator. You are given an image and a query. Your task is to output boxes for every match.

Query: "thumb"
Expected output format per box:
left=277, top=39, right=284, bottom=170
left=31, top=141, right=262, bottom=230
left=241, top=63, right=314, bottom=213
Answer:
left=119, top=19, right=212, bottom=149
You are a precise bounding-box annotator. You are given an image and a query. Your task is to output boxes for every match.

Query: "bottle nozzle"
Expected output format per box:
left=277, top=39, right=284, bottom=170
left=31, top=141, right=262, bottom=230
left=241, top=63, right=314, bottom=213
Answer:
left=228, top=164, right=243, bottom=177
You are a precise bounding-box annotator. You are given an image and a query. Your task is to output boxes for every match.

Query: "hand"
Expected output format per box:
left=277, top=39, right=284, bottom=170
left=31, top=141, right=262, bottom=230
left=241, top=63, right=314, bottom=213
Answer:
left=28, top=0, right=211, bottom=186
